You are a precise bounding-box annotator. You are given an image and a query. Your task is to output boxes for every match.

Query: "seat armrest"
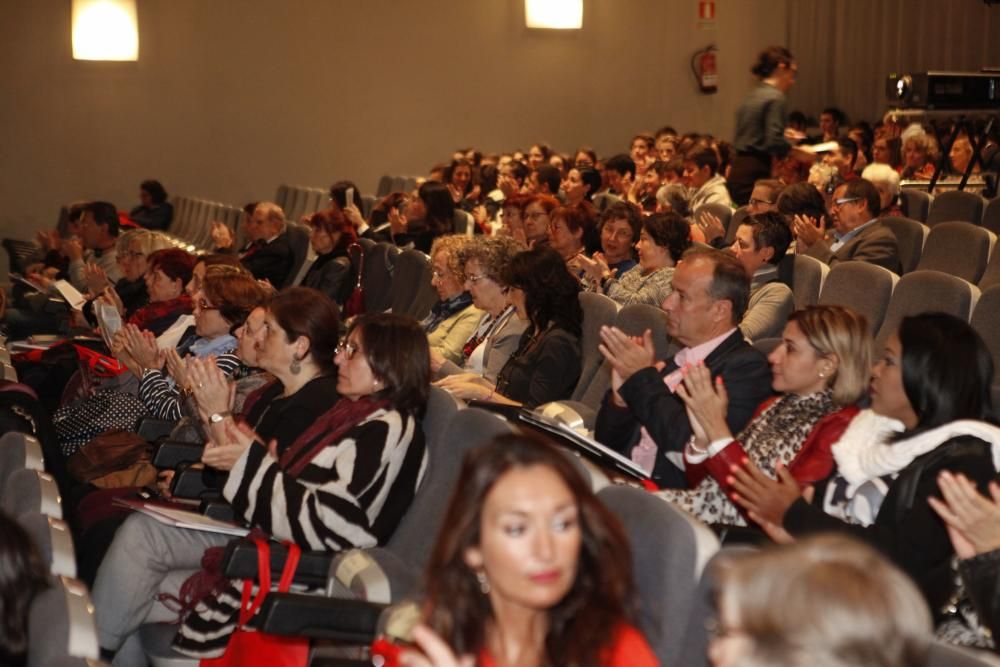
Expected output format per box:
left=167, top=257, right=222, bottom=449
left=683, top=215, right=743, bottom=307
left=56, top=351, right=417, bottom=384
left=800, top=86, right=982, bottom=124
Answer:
left=136, top=417, right=176, bottom=442
left=169, top=465, right=210, bottom=499
left=221, top=539, right=333, bottom=588
left=153, top=440, right=204, bottom=469
left=330, top=548, right=420, bottom=603
left=257, top=592, right=385, bottom=642
left=200, top=500, right=235, bottom=522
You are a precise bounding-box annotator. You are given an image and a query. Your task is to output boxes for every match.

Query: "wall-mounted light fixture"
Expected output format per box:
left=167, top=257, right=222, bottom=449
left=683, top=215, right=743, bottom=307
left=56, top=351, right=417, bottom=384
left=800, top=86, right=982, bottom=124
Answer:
left=72, top=0, right=139, bottom=61
left=525, top=0, right=583, bottom=29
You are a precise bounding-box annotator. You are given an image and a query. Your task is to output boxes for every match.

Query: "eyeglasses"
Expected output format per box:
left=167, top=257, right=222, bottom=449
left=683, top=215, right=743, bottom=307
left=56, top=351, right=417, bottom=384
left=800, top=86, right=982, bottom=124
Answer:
left=431, top=270, right=451, bottom=280
left=832, top=196, right=861, bottom=207
left=335, top=341, right=358, bottom=360
left=466, top=273, right=490, bottom=284
left=748, top=198, right=773, bottom=207
left=123, top=250, right=146, bottom=260
left=524, top=211, right=548, bottom=220
left=195, top=299, right=218, bottom=311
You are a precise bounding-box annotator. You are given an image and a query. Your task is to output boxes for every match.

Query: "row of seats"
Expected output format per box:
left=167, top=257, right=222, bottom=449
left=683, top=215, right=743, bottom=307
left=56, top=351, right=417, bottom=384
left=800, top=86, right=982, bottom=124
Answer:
left=903, top=188, right=1000, bottom=233
left=0, top=428, right=105, bottom=667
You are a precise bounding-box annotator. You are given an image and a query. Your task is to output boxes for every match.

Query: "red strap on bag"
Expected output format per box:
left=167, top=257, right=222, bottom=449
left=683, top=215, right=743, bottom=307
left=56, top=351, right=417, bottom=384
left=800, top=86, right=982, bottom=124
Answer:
left=343, top=242, right=366, bottom=317
left=200, top=538, right=308, bottom=667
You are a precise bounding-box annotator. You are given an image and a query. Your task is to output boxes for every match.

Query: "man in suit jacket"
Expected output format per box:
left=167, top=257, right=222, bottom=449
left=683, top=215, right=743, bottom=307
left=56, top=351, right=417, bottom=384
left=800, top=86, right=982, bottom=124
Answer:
left=240, top=202, right=295, bottom=287
left=795, top=179, right=901, bottom=274
left=595, top=248, right=772, bottom=488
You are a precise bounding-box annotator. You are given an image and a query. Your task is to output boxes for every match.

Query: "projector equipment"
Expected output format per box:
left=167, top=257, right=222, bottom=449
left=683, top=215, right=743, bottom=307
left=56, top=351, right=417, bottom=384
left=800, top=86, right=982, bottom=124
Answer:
left=886, top=71, right=1000, bottom=109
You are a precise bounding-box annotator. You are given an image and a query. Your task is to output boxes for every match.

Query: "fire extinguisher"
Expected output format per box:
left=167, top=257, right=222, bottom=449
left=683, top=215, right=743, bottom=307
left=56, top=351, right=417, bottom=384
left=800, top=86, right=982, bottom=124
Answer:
left=691, top=45, right=718, bottom=94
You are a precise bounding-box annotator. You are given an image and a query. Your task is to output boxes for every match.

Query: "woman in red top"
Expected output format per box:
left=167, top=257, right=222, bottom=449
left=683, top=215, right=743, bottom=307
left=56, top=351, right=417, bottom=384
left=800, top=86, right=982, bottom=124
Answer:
left=400, top=434, right=658, bottom=667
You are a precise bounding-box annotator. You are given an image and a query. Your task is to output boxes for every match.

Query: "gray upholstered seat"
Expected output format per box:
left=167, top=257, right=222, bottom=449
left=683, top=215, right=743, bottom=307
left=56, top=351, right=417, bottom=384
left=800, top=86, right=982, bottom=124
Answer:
left=2, top=468, right=62, bottom=519
left=389, top=249, right=436, bottom=319
left=881, top=216, right=929, bottom=274
left=362, top=242, right=400, bottom=313
left=875, top=270, right=981, bottom=349
left=777, top=253, right=829, bottom=309
left=597, top=485, right=719, bottom=667
left=28, top=577, right=100, bottom=667
left=0, top=431, right=44, bottom=496
left=983, top=196, right=1000, bottom=235
left=818, top=260, right=899, bottom=334
left=915, top=221, right=995, bottom=283
left=20, top=511, right=76, bottom=578
left=926, top=189, right=987, bottom=226
left=571, top=292, right=619, bottom=403
left=899, top=188, right=932, bottom=223
left=971, top=285, right=1000, bottom=385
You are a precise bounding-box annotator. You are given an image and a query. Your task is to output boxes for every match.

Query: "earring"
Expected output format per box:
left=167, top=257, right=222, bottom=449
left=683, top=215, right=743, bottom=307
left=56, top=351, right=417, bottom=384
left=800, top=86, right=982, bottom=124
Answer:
left=475, top=571, right=491, bottom=595
left=372, top=378, right=381, bottom=392
left=290, top=355, right=302, bottom=375
left=818, top=371, right=826, bottom=378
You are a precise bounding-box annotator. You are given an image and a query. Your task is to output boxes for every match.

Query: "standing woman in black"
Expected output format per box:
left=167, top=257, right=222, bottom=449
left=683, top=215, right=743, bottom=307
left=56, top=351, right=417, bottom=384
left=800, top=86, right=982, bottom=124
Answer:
left=728, top=46, right=804, bottom=206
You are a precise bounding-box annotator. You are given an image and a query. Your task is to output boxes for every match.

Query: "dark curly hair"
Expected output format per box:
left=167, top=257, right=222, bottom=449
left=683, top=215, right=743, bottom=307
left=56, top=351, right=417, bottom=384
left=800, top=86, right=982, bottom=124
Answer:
left=500, top=246, right=582, bottom=338
left=422, top=433, right=636, bottom=667
left=642, top=212, right=693, bottom=263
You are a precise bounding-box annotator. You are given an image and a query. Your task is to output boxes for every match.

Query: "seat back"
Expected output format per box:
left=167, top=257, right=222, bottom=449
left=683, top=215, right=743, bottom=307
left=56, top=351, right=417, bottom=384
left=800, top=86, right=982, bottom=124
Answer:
left=915, top=221, right=995, bottom=283
left=389, top=249, right=436, bottom=319
left=881, top=216, right=929, bottom=274
left=725, top=206, right=749, bottom=245
left=20, top=512, right=76, bottom=578
left=362, top=242, right=400, bottom=313
left=598, top=485, right=719, bottom=666
left=983, top=197, right=1000, bottom=235
left=280, top=223, right=312, bottom=288
left=274, top=184, right=291, bottom=210
left=0, top=431, right=44, bottom=496
left=694, top=202, right=733, bottom=241
left=971, top=285, right=1000, bottom=386
left=28, top=577, right=100, bottom=667
left=385, top=408, right=516, bottom=566
left=899, top=188, right=932, bottom=223
left=818, top=261, right=899, bottom=334
left=981, top=248, right=1000, bottom=292
left=613, top=303, right=673, bottom=360
left=3, top=468, right=62, bottom=519
left=926, top=189, right=987, bottom=226
left=777, top=253, right=829, bottom=309
left=876, top=270, right=981, bottom=349
left=375, top=175, right=395, bottom=198
left=924, top=641, right=1000, bottom=666
left=571, top=292, right=619, bottom=402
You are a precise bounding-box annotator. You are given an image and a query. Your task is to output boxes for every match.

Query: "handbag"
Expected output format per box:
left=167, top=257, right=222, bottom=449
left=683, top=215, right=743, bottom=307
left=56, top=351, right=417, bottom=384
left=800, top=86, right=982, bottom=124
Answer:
left=200, top=537, right=309, bottom=667
left=343, top=242, right=366, bottom=317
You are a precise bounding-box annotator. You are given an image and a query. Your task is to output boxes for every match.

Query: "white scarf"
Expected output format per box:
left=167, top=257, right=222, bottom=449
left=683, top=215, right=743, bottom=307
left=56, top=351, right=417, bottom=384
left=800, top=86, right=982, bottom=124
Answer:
left=832, top=409, right=1000, bottom=494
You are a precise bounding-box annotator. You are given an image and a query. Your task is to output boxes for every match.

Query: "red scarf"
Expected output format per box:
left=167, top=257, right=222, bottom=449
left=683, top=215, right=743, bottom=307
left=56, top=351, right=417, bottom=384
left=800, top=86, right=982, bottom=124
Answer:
left=278, top=396, right=390, bottom=476
left=127, top=294, right=193, bottom=331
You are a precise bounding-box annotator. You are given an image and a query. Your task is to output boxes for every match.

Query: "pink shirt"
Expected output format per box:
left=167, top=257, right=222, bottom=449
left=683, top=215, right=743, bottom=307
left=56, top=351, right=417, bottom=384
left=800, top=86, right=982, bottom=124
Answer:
left=631, top=328, right=738, bottom=473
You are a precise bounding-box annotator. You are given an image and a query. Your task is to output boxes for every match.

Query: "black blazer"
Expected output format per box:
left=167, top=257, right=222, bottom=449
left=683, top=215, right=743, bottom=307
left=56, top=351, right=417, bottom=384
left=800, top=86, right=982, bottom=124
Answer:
left=594, top=329, right=772, bottom=488
left=241, top=234, right=294, bottom=287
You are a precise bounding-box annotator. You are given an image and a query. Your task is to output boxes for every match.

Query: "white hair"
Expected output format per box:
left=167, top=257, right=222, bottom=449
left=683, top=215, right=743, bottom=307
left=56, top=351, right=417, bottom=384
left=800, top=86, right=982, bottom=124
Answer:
left=861, top=163, right=901, bottom=196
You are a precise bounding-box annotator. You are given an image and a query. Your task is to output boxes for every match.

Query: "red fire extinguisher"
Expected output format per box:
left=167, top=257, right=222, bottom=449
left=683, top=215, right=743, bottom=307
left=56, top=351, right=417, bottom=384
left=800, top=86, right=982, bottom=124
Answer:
left=692, top=45, right=718, bottom=94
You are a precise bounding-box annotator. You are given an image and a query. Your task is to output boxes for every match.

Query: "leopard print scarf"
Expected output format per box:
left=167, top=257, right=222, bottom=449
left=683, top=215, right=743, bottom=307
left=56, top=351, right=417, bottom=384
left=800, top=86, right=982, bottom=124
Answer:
left=657, top=389, right=837, bottom=527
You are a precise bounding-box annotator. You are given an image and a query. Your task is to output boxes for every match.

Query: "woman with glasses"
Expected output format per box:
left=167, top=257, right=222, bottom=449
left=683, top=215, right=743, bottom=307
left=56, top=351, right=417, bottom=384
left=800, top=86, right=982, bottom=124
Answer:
left=433, top=235, right=528, bottom=385
left=521, top=194, right=560, bottom=248
left=94, top=311, right=429, bottom=662
left=438, top=246, right=582, bottom=409
left=82, top=229, right=173, bottom=326
left=423, top=235, right=484, bottom=366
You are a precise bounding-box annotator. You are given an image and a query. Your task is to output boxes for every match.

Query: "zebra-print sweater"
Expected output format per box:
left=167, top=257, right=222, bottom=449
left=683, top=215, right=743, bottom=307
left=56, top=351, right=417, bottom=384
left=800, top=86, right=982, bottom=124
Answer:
left=173, top=407, right=426, bottom=656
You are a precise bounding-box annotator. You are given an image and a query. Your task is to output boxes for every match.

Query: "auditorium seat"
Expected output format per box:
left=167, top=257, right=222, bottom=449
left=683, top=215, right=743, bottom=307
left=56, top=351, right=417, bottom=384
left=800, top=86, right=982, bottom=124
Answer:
left=818, top=261, right=898, bottom=334
left=915, top=221, right=995, bottom=283
left=980, top=248, right=1000, bottom=292
left=389, top=249, right=436, bottom=319
left=752, top=337, right=781, bottom=356
left=0, top=431, right=44, bottom=495
left=571, top=292, right=619, bottom=404
left=592, top=192, right=623, bottom=212
left=694, top=202, right=733, bottom=242
left=3, top=468, right=62, bottom=520
left=361, top=242, right=399, bottom=313
left=971, top=286, right=1000, bottom=384
left=375, top=175, right=394, bottom=198
left=881, top=216, right=928, bottom=274
left=20, top=511, right=76, bottom=578
left=275, top=184, right=291, bottom=210
left=725, top=206, right=749, bottom=245
left=924, top=641, right=1000, bottom=666
left=875, top=270, right=981, bottom=348
left=597, top=484, right=719, bottom=667
left=983, top=197, right=1000, bottom=235
left=899, top=188, right=932, bottom=223
left=926, top=189, right=987, bottom=226
left=280, top=222, right=312, bottom=288
left=777, top=253, right=829, bottom=309
left=28, top=576, right=101, bottom=666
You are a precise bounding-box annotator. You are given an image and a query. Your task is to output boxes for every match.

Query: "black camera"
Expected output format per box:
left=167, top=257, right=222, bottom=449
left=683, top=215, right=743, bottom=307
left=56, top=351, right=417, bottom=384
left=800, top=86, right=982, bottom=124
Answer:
left=886, top=71, right=1000, bottom=109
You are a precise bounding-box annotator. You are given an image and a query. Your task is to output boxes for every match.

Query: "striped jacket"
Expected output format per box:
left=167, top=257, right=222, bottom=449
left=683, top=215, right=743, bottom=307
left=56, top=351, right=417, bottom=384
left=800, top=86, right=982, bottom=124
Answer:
left=137, top=353, right=242, bottom=421
left=174, top=407, right=426, bottom=656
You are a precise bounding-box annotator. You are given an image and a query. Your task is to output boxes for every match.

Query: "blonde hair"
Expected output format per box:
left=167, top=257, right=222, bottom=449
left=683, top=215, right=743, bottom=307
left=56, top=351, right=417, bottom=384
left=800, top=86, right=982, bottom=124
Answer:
left=429, top=234, right=473, bottom=284
left=717, top=535, right=932, bottom=667
left=789, top=305, right=871, bottom=406
left=116, top=229, right=173, bottom=256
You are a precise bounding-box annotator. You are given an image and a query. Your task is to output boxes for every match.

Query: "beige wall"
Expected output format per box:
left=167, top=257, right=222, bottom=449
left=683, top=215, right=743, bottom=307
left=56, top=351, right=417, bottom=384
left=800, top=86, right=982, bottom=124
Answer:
left=0, top=0, right=787, bottom=245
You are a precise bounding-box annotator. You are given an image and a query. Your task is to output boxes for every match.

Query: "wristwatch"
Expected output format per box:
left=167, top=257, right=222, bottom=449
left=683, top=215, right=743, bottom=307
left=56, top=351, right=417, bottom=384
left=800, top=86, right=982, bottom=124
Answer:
left=208, top=411, right=232, bottom=424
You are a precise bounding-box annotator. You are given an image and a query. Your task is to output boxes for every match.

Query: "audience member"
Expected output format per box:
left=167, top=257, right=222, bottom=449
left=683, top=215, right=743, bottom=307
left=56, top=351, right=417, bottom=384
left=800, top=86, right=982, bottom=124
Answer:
left=521, top=194, right=559, bottom=249
left=794, top=179, right=900, bottom=273
left=731, top=313, right=999, bottom=643
left=872, top=135, right=902, bottom=169
left=711, top=535, right=931, bottom=667
left=527, top=143, right=551, bottom=169
left=438, top=246, right=582, bottom=408
left=562, top=166, right=601, bottom=206
left=548, top=202, right=599, bottom=267
left=684, top=146, right=733, bottom=210
left=69, top=200, right=124, bottom=292
left=400, top=433, right=657, bottom=667
left=240, top=201, right=295, bottom=286
left=731, top=212, right=794, bottom=341
left=604, top=154, right=637, bottom=197
left=390, top=181, right=457, bottom=253
left=0, top=512, right=50, bottom=667
left=433, top=235, right=528, bottom=384
left=821, top=137, right=859, bottom=182
left=128, top=180, right=174, bottom=231
left=423, top=235, right=484, bottom=366
left=658, top=305, right=869, bottom=526
left=900, top=124, right=938, bottom=180
left=631, top=132, right=656, bottom=175
left=595, top=248, right=771, bottom=488
left=860, top=163, right=903, bottom=218
left=817, top=106, right=845, bottom=142
left=528, top=164, right=561, bottom=197
left=302, top=208, right=358, bottom=305
left=81, top=229, right=172, bottom=327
